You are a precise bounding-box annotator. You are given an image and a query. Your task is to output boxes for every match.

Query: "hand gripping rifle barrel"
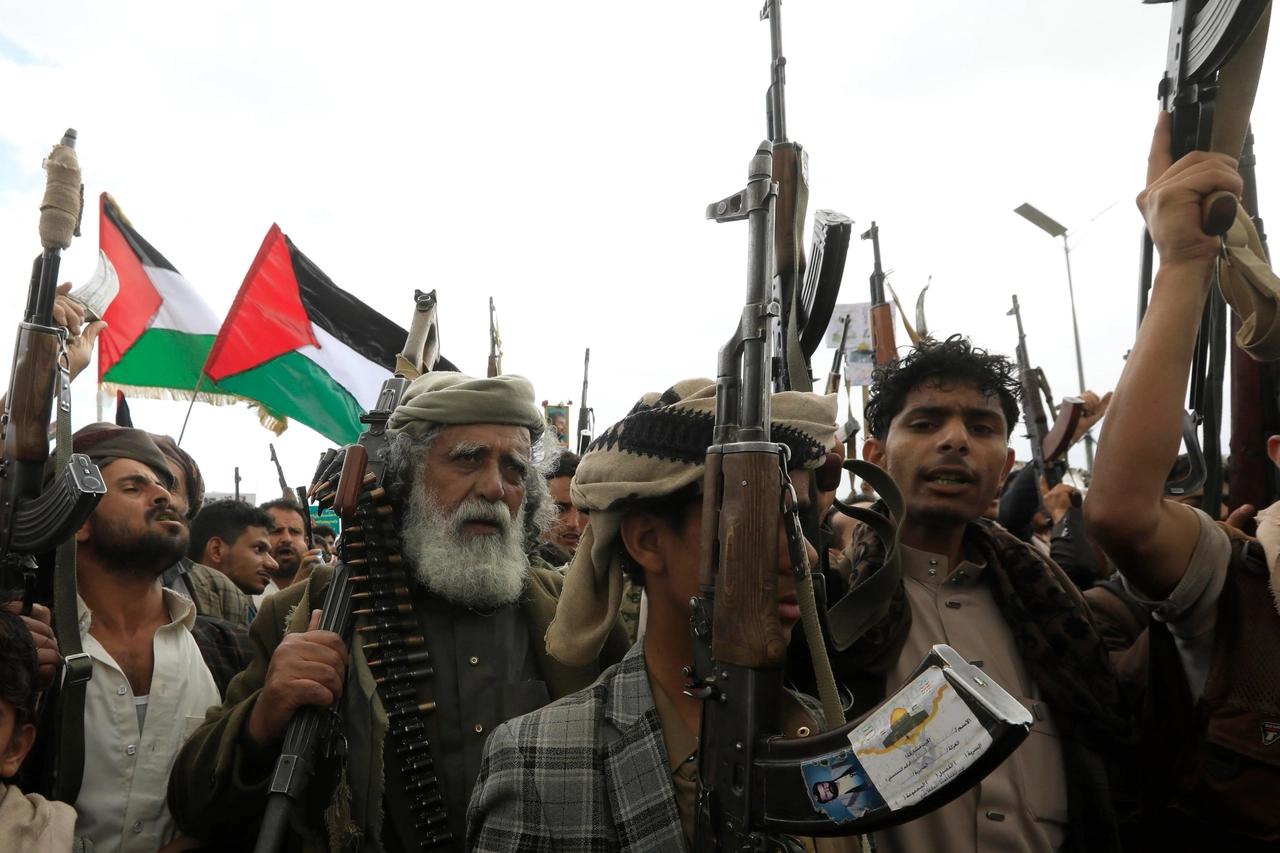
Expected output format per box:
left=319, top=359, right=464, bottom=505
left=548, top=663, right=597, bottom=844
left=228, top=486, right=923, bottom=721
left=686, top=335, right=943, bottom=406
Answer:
left=254, top=372, right=410, bottom=853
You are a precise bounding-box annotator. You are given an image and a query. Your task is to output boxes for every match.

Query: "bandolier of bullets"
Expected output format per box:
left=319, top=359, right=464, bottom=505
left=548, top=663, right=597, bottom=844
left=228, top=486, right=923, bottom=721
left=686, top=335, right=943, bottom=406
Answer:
left=314, top=460, right=452, bottom=850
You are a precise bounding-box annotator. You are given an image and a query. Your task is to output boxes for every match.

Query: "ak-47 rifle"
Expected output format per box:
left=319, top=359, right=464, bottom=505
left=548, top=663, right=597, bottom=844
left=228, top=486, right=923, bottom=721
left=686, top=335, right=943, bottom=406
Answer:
left=576, top=348, right=593, bottom=456
left=0, top=130, right=107, bottom=804
left=1008, top=296, right=1086, bottom=493
left=1137, top=0, right=1271, bottom=518
left=862, top=221, right=897, bottom=367
left=268, top=443, right=292, bottom=501
left=487, top=297, right=501, bottom=378
left=825, top=316, right=851, bottom=396
left=695, top=134, right=1031, bottom=853
left=761, top=0, right=854, bottom=392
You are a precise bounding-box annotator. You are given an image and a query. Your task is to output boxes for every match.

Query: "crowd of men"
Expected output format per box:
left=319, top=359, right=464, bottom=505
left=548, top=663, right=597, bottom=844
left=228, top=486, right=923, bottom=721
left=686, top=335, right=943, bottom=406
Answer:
left=0, top=114, right=1276, bottom=853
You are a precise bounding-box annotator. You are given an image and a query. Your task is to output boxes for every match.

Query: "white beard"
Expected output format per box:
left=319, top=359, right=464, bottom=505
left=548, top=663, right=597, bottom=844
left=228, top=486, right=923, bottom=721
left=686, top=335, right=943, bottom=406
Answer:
left=402, top=480, right=530, bottom=609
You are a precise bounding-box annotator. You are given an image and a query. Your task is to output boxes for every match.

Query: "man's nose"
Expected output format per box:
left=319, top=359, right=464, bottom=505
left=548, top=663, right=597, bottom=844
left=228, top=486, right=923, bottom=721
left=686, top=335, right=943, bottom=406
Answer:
left=265, top=553, right=279, bottom=570
left=936, top=418, right=970, bottom=453
left=473, top=460, right=505, bottom=503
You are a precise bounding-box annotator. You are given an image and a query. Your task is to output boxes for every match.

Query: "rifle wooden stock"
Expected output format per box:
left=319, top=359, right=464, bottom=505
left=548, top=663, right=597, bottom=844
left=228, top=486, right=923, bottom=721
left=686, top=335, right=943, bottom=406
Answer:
left=486, top=356, right=498, bottom=378
left=708, top=449, right=786, bottom=669
left=772, top=141, right=808, bottom=285
left=4, top=326, right=60, bottom=463
left=1041, top=397, right=1084, bottom=463
left=870, top=302, right=896, bottom=366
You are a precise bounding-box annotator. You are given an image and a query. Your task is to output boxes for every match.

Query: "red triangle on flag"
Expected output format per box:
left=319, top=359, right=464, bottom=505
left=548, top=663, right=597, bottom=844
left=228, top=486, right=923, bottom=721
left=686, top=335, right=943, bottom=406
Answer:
left=98, top=194, right=163, bottom=379
left=205, top=224, right=318, bottom=383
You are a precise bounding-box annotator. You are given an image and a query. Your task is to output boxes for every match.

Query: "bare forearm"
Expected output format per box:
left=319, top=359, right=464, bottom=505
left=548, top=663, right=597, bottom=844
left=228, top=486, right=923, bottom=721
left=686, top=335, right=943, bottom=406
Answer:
left=1087, top=262, right=1208, bottom=593
left=1092, top=263, right=1207, bottom=517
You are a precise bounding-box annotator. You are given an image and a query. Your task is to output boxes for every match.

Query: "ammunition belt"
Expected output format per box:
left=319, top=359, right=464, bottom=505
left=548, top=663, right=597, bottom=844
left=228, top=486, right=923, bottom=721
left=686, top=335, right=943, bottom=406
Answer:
left=339, top=484, right=452, bottom=850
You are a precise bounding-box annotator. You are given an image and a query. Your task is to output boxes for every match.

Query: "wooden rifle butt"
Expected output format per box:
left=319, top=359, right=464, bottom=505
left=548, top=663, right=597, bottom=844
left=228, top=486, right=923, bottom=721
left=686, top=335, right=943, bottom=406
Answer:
left=1041, top=397, right=1085, bottom=463
left=332, top=444, right=370, bottom=517
left=4, top=327, right=60, bottom=463
left=870, top=303, right=897, bottom=366
left=709, top=450, right=787, bottom=669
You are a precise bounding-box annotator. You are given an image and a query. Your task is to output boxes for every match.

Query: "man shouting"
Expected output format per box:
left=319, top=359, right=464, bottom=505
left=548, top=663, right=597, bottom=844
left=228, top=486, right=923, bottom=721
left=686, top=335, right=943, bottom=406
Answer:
left=168, top=373, right=628, bottom=852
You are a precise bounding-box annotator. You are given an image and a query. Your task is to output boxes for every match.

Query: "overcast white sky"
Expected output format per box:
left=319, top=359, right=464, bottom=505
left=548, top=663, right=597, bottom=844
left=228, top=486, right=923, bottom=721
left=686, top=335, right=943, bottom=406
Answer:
left=0, top=1, right=1275, bottom=498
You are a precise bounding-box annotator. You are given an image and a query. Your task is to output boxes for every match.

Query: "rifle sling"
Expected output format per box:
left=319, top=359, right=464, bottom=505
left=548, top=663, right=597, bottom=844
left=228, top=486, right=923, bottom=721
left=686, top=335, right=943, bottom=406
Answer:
left=1212, top=4, right=1280, bottom=360
left=826, top=460, right=905, bottom=652
left=52, top=362, right=91, bottom=803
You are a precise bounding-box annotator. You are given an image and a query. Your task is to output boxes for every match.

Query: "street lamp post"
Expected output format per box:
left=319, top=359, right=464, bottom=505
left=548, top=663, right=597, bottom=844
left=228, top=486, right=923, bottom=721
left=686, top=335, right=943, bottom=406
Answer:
left=1014, top=202, right=1095, bottom=472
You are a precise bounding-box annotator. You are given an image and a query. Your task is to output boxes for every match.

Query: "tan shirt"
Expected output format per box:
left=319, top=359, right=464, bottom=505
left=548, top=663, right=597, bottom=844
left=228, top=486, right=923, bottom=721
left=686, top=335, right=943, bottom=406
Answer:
left=874, top=545, right=1068, bottom=853
left=646, top=667, right=864, bottom=853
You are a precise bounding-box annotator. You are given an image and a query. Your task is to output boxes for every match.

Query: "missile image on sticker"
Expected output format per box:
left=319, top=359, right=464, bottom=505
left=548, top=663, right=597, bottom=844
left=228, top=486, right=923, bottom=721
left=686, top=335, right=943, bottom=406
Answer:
left=847, top=665, right=993, bottom=810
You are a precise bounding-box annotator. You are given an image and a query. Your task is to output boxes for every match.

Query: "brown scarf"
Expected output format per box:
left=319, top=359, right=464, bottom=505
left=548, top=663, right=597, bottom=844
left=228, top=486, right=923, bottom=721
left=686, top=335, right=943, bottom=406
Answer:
left=838, top=506, right=1129, bottom=747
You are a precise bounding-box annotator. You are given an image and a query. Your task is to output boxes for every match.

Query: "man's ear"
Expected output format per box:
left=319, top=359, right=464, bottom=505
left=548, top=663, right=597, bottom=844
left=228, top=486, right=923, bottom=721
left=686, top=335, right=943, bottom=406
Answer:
left=76, top=517, right=91, bottom=545
left=1, top=722, right=36, bottom=778
left=1001, top=447, right=1016, bottom=483
left=619, top=511, right=667, bottom=579
left=206, top=536, right=227, bottom=566
left=862, top=438, right=887, bottom=468
left=1268, top=435, right=1280, bottom=469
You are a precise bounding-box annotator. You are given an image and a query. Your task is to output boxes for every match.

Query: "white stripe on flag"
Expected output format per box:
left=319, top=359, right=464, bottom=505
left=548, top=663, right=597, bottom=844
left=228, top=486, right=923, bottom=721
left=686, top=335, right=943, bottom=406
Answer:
left=297, top=324, right=392, bottom=411
left=145, top=265, right=223, bottom=336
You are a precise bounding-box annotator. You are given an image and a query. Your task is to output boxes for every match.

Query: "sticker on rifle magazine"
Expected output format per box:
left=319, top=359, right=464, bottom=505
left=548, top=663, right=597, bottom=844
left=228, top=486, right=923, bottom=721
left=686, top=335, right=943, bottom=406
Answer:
left=801, top=749, right=887, bottom=823
left=846, top=665, right=992, bottom=811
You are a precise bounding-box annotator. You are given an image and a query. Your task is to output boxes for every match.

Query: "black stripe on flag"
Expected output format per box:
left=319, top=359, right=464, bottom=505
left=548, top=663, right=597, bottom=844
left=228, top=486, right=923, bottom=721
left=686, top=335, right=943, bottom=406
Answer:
left=285, top=237, right=405, bottom=371
left=102, top=195, right=181, bottom=274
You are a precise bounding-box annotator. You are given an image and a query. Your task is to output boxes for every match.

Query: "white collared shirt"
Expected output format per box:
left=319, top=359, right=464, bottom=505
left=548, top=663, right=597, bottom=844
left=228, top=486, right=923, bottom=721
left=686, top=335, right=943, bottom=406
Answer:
left=73, top=588, right=221, bottom=853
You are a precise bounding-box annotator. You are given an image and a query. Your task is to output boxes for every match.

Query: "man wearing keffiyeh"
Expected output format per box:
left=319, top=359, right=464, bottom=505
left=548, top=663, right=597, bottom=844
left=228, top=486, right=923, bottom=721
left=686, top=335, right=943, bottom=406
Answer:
left=469, top=378, right=866, bottom=853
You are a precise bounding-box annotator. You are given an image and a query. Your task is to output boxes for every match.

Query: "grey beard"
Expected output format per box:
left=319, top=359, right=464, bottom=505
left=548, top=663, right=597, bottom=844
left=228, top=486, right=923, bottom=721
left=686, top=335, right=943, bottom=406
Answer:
left=401, top=481, right=530, bottom=609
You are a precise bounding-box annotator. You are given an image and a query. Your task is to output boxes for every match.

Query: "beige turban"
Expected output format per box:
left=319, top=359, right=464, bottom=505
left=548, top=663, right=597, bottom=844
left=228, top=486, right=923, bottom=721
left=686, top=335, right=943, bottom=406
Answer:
left=545, top=378, right=839, bottom=666
left=386, top=372, right=546, bottom=439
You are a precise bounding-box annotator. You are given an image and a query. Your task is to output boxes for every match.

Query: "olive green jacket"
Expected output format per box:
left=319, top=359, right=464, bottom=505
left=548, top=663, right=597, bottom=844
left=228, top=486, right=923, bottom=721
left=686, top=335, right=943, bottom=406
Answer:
left=167, top=562, right=629, bottom=852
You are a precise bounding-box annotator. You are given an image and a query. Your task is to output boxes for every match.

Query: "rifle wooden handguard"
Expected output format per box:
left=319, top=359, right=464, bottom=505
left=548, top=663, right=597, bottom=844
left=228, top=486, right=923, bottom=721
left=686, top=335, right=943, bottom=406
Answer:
left=1040, top=397, right=1084, bottom=463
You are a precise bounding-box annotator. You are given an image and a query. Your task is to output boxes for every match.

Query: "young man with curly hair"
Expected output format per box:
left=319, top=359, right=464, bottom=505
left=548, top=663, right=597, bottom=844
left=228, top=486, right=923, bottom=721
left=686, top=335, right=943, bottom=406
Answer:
left=837, top=335, right=1126, bottom=853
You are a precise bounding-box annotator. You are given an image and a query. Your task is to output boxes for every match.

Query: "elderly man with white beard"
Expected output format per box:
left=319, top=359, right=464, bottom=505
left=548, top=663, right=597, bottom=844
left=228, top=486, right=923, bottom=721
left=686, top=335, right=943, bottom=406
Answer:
left=169, top=373, right=631, bottom=853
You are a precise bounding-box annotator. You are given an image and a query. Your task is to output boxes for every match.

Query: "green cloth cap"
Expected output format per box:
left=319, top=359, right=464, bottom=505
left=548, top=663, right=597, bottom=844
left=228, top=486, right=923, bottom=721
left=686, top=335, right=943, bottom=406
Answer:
left=72, top=423, right=176, bottom=489
left=386, top=373, right=546, bottom=439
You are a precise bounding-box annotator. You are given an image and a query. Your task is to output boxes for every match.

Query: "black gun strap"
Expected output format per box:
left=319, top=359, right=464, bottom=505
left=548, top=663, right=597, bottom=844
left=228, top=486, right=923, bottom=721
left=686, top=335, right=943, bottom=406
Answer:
left=826, top=459, right=905, bottom=651
left=52, top=362, right=90, bottom=803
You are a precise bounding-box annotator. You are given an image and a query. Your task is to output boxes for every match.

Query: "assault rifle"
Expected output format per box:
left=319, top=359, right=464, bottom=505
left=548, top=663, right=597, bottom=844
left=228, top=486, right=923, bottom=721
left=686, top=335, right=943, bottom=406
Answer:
left=1137, top=0, right=1271, bottom=518
left=761, top=0, right=853, bottom=392
left=1008, top=295, right=1085, bottom=492
left=487, top=296, right=501, bottom=377
left=268, top=443, right=292, bottom=501
left=695, top=142, right=1031, bottom=851
left=576, top=348, right=593, bottom=456
left=1, top=129, right=107, bottom=804
left=862, top=221, right=896, bottom=366
left=254, top=380, right=403, bottom=853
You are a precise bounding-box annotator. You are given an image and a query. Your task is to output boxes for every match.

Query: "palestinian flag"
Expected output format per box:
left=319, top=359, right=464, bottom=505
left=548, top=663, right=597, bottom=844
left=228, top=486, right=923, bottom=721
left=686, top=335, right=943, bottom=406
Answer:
left=204, top=224, right=406, bottom=444
left=97, top=193, right=235, bottom=402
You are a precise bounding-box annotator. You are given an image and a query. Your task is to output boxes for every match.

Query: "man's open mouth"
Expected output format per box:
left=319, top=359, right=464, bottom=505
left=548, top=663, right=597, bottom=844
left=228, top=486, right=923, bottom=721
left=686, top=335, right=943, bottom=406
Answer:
left=923, top=467, right=976, bottom=487
left=152, top=510, right=181, bottom=523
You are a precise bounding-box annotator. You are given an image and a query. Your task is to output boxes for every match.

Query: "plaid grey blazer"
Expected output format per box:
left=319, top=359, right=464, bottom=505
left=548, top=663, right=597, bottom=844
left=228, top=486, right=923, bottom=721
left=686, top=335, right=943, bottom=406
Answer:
left=466, top=640, right=685, bottom=852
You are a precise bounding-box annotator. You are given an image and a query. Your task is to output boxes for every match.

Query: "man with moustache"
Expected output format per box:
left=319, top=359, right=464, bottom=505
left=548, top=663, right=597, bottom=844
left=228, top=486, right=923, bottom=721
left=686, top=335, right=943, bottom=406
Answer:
left=469, top=380, right=864, bottom=853
left=255, top=499, right=324, bottom=603
left=58, top=424, right=227, bottom=853
left=169, top=374, right=628, bottom=853
left=534, top=451, right=587, bottom=567
left=832, top=338, right=1126, bottom=853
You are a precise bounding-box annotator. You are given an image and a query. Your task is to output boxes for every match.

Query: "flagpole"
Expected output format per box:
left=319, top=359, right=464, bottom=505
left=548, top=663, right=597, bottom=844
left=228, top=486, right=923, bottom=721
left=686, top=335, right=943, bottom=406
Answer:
left=177, top=374, right=205, bottom=446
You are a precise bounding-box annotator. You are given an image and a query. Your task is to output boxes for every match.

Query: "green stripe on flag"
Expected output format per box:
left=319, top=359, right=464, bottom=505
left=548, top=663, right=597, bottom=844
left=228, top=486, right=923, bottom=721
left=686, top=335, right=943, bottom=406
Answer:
left=102, top=328, right=218, bottom=391
left=214, top=350, right=365, bottom=444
